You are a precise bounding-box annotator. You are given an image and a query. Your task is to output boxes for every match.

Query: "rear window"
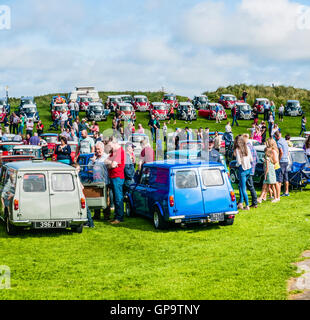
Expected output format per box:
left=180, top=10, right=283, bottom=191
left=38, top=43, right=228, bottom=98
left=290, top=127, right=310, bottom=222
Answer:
left=52, top=173, right=74, bottom=191
left=23, top=174, right=46, bottom=192
left=176, top=170, right=198, bottom=189
left=202, top=169, right=224, bottom=187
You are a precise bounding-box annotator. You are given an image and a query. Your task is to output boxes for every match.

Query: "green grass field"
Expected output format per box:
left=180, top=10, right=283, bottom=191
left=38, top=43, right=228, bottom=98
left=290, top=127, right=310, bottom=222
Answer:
left=0, top=86, right=309, bottom=300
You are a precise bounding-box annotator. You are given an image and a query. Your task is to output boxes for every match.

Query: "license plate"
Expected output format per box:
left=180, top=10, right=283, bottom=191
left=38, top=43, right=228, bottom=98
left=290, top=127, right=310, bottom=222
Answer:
left=209, top=213, right=224, bottom=222
left=34, top=221, right=67, bottom=229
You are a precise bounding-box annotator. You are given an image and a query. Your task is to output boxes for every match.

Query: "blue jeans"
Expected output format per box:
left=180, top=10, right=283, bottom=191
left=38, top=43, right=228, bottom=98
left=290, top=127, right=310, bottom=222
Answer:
left=238, top=167, right=251, bottom=206
left=86, top=205, right=94, bottom=227
left=111, top=177, right=125, bottom=222
left=18, top=125, right=24, bottom=135
left=232, top=116, right=239, bottom=127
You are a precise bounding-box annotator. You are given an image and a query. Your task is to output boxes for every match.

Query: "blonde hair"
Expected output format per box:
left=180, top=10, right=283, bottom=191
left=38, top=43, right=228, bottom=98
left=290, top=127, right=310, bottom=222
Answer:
left=266, top=138, right=278, bottom=153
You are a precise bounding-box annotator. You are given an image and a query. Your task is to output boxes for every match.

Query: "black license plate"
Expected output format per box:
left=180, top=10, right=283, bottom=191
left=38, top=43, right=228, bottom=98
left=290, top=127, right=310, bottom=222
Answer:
left=209, top=213, right=225, bottom=222
left=34, top=221, right=67, bottom=229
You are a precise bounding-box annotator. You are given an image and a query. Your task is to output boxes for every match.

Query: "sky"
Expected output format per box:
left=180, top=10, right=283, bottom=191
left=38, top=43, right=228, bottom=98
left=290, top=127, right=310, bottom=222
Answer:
left=1, top=0, right=310, bottom=98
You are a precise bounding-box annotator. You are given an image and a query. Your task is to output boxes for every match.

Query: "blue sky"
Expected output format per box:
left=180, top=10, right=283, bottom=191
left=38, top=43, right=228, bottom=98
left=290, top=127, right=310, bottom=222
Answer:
left=1, top=0, right=310, bottom=97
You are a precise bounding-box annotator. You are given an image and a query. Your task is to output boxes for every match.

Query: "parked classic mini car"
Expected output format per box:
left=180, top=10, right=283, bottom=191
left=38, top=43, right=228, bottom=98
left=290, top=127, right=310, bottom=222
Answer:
left=133, top=95, right=150, bottom=112
left=106, top=95, right=122, bottom=112
left=150, top=102, right=169, bottom=120
left=116, top=103, right=136, bottom=121
left=12, top=145, right=43, bottom=159
left=0, top=160, right=88, bottom=235
left=285, top=100, right=303, bottom=117
left=229, top=146, right=310, bottom=189
left=86, top=102, right=108, bottom=121
left=126, top=161, right=238, bottom=229
left=236, top=103, right=254, bottom=120
left=162, top=93, right=179, bottom=109
left=119, top=95, right=134, bottom=105
left=290, top=137, right=306, bottom=149
left=51, top=104, right=70, bottom=121
left=18, top=97, right=40, bottom=122
left=0, top=142, right=23, bottom=156
left=253, top=98, right=269, bottom=114
left=192, top=95, right=208, bottom=110
left=0, top=98, right=10, bottom=114
left=219, top=94, right=238, bottom=109
left=198, top=103, right=227, bottom=121
left=177, top=102, right=197, bottom=121
left=50, top=96, right=67, bottom=111
left=77, top=95, right=94, bottom=111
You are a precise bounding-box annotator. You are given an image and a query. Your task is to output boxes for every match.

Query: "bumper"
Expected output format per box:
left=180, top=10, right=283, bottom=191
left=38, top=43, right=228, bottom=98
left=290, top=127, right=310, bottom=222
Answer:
left=10, top=219, right=88, bottom=228
left=169, top=211, right=238, bottom=224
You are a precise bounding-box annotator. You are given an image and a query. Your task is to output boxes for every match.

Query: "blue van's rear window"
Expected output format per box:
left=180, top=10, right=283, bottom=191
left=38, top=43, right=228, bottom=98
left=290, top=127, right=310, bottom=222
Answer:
left=201, top=169, right=224, bottom=187
left=176, top=170, right=198, bottom=189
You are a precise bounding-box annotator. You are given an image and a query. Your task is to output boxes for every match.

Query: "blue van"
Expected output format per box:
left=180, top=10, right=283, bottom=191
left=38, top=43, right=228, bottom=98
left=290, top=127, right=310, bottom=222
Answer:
left=126, top=161, right=238, bottom=229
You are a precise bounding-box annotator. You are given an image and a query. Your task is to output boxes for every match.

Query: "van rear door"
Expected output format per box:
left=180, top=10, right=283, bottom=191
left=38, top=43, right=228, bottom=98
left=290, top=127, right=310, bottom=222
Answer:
left=199, top=168, right=232, bottom=216
left=48, top=172, right=81, bottom=219
left=19, top=171, right=51, bottom=220
left=172, top=168, right=204, bottom=216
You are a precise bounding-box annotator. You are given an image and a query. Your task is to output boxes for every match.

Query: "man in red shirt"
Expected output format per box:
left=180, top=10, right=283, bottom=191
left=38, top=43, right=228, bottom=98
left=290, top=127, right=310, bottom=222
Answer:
left=138, top=139, right=155, bottom=171
left=105, top=137, right=126, bottom=224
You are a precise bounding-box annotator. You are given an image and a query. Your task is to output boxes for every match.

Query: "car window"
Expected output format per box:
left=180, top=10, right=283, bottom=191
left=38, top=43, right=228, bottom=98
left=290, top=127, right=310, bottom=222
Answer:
left=176, top=170, right=198, bottom=189
left=140, top=167, right=151, bottom=185
left=23, top=174, right=46, bottom=193
left=257, top=152, right=265, bottom=164
left=202, top=169, right=224, bottom=187
left=52, top=173, right=74, bottom=191
left=148, top=168, right=169, bottom=189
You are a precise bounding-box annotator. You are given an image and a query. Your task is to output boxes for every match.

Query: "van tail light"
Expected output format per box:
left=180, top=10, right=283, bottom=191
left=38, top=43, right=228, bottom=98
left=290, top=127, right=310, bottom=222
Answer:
left=230, top=191, right=236, bottom=202
left=81, top=198, right=86, bottom=209
left=14, top=199, right=19, bottom=211
left=169, top=196, right=174, bottom=207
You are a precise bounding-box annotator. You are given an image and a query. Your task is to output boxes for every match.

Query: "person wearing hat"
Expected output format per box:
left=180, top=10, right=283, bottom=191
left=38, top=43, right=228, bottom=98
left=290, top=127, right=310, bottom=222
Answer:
left=124, top=143, right=136, bottom=196
left=199, top=137, right=221, bottom=164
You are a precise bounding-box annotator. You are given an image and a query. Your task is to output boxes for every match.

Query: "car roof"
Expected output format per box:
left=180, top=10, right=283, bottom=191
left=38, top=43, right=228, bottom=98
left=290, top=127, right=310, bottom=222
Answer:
left=254, top=145, right=303, bottom=152
left=134, top=95, right=147, bottom=98
left=21, top=96, right=34, bottom=100
left=118, top=103, right=133, bottom=107
left=152, top=102, right=166, bottom=105
left=13, top=145, right=41, bottom=150
left=290, top=137, right=305, bottom=141
left=179, top=102, right=193, bottom=106
left=5, top=160, right=76, bottom=171
left=144, top=160, right=224, bottom=170
left=287, top=100, right=299, bottom=103
left=256, top=98, right=269, bottom=101
left=89, top=102, right=103, bottom=106
left=236, top=102, right=250, bottom=106
left=41, top=133, right=58, bottom=136
left=221, top=94, right=236, bottom=97
left=208, top=103, right=222, bottom=106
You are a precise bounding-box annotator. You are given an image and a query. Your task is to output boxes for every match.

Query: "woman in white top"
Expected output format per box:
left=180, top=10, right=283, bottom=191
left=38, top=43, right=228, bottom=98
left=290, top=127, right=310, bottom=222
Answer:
left=233, top=135, right=253, bottom=211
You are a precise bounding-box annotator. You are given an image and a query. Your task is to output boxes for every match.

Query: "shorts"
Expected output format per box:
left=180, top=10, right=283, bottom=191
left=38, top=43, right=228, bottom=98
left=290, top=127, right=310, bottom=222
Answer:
left=276, top=162, right=289, bottom=183
left=169, top=113, right=175, bottom=120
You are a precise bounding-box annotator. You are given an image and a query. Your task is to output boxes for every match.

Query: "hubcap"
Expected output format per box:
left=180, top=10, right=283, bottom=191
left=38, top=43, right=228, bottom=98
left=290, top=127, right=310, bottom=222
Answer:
left=154, top=212, right=159, bottom=228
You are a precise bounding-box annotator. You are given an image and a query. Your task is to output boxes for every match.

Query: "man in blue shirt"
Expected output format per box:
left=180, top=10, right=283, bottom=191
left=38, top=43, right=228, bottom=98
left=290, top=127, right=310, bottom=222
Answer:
left=275, top=131, right=290, bottom=196
left=263, top=101, right=270, bottom=121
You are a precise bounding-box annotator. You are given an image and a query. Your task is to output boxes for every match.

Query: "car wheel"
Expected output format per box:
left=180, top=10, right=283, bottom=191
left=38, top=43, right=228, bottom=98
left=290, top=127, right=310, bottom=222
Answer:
left=153, top=207, right=169, bottom=230
left=72, top=224, right=83, bottom=234
left=230, top=170, right=238, bottom=184
left=5, top=213, right=18, bottom=236
left=125, top=200, right=135, bottom=218
left=219, top=218, right=234, bottom=226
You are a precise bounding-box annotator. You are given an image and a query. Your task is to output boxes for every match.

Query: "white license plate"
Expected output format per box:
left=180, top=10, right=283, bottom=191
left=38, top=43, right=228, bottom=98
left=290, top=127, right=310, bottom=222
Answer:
left=34, top=221, right=67, bottom=229
left=209, top=213, right=225, bottom=222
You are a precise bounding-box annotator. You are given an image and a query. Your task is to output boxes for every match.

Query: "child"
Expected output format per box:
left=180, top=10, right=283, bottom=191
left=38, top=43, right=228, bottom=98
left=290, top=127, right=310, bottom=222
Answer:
left=258, top=148, right=278, bottom=203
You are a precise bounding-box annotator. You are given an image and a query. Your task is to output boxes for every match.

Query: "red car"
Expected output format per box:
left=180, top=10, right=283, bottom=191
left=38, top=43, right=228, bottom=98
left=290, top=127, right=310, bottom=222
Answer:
left=218, top=94, right=239, bottom=109
left=52, top=141, right=79, bottom=163
left=78, top=96, right=93, bottom=111
left=133, top=95, right=150, bottom=112
left=0, top=142, right=23, bottom=156
left=0, top=105, right=7, bottom=122
left=198, top=103, right=227, bottom=120
left=253, top=98, right=269, bottom=114
left=106, top=95, right=122, bottom=112
left=150, top=102, right=169, bottom=120
left=162, top=94, right=179, bottom=109
left=116, top=103, right=136, bottom=121
left=51, top=105, right=70, bottom=121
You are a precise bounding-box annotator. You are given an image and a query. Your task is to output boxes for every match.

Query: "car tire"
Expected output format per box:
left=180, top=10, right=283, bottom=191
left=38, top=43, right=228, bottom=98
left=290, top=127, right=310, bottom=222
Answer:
left=153, top=207, right=169, bottom=230
left=5, top=213, right=18, bottom=236
left=72, top=224, right=83, bottom=234
left=219, top=218, right=234, bottom=226
left=125, top=200, right=135, bottom=218
left=230, top=170, right=238, bottom=184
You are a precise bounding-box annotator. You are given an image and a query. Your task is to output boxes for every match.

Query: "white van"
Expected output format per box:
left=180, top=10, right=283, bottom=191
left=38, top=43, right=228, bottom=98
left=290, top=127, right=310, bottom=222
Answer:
left=68, top=86, right=100, bottom=102
left=0, top=160, right=87, bottom=235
